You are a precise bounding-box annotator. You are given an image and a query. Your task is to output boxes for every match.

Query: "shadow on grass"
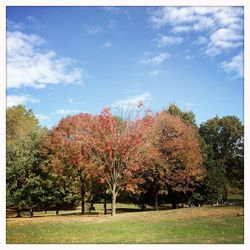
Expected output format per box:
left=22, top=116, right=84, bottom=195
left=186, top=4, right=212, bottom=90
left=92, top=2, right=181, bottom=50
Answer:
left=7, top=204, right=177, bottom=218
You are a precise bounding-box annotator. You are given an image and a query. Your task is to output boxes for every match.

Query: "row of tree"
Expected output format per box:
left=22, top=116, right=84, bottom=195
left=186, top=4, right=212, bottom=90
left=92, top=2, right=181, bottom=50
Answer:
left=6, top=104, right=244, bottom=216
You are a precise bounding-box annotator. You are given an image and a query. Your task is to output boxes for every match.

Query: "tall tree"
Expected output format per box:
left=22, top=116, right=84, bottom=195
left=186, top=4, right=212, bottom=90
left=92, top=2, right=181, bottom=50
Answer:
left=86, top=107, right=154, bottom=216
left=199, top=116, right=244, bottom=198
left=40, top=113, right=94, bottom=214
left=6, top=105, right=45, bottom=216
left=153, top=112, right=204, bottom=209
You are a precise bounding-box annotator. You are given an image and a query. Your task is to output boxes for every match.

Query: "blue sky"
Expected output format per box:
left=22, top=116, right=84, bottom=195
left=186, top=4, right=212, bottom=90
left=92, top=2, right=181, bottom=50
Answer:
left=6, top=6, right=243, bottom=128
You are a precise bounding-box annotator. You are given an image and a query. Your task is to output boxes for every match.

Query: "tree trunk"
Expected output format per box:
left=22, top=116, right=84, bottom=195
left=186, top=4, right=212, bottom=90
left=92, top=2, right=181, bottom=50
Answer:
left=16, top=208, right=21, bottom=218
left=172, top=203, right=177, bottom=209
left=155, top=192, right=159, bottom=211
left=80, top=173, right=86, bottom=215
left=111, top=184, right=117, bottom=216
left=30, top=208, right=34, bottom=217
left=224, top=187, right=228, bottom=201
left=81, top=186, right=85, bottom=215
left=104, top=189, right=107, bottom=215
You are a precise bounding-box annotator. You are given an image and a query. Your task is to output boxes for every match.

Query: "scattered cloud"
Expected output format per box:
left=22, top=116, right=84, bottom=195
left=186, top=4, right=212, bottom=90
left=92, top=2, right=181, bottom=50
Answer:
left=149, top=7, right=243, bottom=56
left=7, top=16, right=42, bottom=32
left=85, top=20, right=116, bottom=35
left=157, top=35, right=183, bottom=47
left=86, top=25, right=105, bottom=35
left=150, top=69, right=161, bottom=78
left=139, top=52, right=170, bottom=66
left=221, top=52, right=243, bottom=79
left=26, top=16, right=41, bottom=31
left=148, top=7, right=243, bottom=79
left=68, top=98, right=85, bottom=105
left=7, top=95, right=39, bottom=107
left=55, top=109, right=79, bottom=115
left=149, top=7, right=242, bottom=31
left=35, top=113, right=50, bottom=121
left=205, top=28, right=243, bottom=56
left=112, top=92, right=152, bottom=110
left=7, top=30, right=85, bottom=89
left=100, top=41, right=113, bottom=49
left=196, top=36, right=208, bottom=45
left=7, top=19, right=24, bottom=31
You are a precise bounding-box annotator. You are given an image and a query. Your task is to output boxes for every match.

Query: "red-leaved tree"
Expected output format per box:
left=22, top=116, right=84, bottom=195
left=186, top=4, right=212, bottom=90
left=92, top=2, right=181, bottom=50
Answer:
left=40, top=113, right=94, bottom=214
left=85, top=107, right=154, bottom=216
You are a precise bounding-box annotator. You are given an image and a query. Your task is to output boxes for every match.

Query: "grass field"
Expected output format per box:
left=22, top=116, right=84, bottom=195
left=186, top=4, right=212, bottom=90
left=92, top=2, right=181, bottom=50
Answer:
left=6, top=205, right=244, bottom=244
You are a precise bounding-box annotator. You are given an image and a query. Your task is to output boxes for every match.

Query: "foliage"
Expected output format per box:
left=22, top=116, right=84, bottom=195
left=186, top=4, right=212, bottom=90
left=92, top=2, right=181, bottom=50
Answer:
left=165, top=104, right=197, bottom=127
left=84, top=107, right=154, bottom=215
left=6, top=106, right=45, bottom=215
left=152, top=111, right=204, bottom=208
left=40, top=113, right=94, bottom=214
left=199, top=116, right=244, bottom=197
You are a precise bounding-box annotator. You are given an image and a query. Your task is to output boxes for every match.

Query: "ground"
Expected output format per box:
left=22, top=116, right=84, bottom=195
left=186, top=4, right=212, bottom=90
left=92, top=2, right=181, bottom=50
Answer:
left=6, top=204, right=244, bottom=244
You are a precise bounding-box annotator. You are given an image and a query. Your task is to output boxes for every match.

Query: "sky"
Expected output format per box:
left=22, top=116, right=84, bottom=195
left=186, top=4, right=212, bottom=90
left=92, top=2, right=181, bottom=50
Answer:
left=6, top=6, right=244, bottom=128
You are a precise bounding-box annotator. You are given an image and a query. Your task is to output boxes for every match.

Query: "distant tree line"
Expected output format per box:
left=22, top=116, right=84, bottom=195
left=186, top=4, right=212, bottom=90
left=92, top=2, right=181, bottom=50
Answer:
left=6, top=104, right=244, bottom=217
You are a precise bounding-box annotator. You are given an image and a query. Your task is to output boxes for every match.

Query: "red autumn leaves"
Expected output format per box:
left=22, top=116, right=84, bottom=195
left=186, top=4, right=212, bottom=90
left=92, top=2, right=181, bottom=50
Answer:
left=41, top=107, right=203, bottom=216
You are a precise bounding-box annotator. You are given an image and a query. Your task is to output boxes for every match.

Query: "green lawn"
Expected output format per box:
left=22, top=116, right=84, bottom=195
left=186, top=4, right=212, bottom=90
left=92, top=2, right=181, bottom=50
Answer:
left=6, top=205, right=244, bottom=244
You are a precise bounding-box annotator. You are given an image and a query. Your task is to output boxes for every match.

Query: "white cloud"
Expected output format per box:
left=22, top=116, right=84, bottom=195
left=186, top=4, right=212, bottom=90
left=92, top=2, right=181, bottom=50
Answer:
left=149, top=7, right=242, bottom=31
left=150, top=69, right=161, bottom=77
left=7, top=30, right=84, bottom=89
left=157, top=35, right=183, bottom=47
left=68, top=98, right=85, bottom=105
left=55, top=109, right=79, bottom=115
left=196, top=36, right=208, bottom=45
left=100, top=41, right=113, bottom=49
left=85, top=20, right=116, bottom=35
left=149, top=7, right=243, bottom=56
left=86, top=25, right=104, bottom=35
left=112, top=92, right=152, bottom=110
left=26, top=16, right=41, bottom=30
left=221, top=52, right=243, bottom=79
left=35, top=113, right=50, bottom=121
left=7, top=95, right=39, bottom=107
left=205, top=28, right=243, bottom=56
left=7, top=19, right=24, bottom=31
left=172, top=25, right=191, bottom=33
left=139, top=52, right=170, bottom=66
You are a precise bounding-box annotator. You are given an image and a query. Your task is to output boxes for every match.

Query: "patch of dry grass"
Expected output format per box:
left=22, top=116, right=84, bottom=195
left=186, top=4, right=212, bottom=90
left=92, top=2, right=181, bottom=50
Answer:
left=7, top=205, right=243, bottom=226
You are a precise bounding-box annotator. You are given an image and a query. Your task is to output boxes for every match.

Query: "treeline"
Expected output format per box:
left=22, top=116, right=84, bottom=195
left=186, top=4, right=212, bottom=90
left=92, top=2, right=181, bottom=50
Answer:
left=6, top=104, right=244, bottom=217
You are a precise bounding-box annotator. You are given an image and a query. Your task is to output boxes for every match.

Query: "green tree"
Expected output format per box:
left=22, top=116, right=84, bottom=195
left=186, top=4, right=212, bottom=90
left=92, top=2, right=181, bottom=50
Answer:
left=199, top=116, right=244, bottom=199
left=6, top=106, right=45, bottom=216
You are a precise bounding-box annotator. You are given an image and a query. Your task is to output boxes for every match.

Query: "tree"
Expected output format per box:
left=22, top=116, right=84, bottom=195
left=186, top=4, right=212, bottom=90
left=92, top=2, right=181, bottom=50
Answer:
left=153, top=112, right=204, bottom=209
left=40, top=113, right=94, bottom=214
left=6, top=105, right=45, bottom=216
left=7, top=105, right=39, bottom=141
left=165, top=104, right=197, bottom=127
left=199, top=116, right=244, bottom=198
left=86, top=107, right=154, bottom=216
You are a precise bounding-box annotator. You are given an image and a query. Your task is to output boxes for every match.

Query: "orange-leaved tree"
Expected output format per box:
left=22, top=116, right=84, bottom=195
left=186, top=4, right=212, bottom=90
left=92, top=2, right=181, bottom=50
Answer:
left=85, top=107, right=154, bottom=216
left=153, top=111, right=204, bottom=208
left=40, top=113, right=94, bottom=214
